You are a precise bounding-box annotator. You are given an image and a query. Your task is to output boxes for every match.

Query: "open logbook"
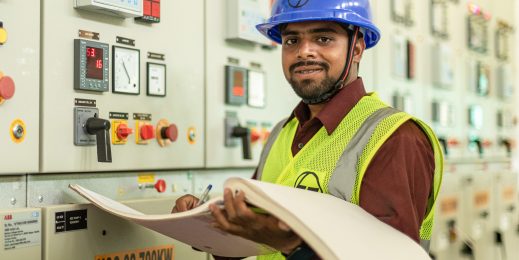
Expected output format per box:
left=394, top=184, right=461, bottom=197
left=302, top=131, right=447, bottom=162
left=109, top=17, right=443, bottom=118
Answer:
left=69, top=177, right=430, bottom=259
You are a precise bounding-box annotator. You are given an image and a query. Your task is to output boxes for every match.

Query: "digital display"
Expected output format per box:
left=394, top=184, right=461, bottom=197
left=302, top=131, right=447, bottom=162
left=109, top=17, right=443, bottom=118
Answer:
left=233, top=70, right=244, bottom=97
left=86, top=47, right=104, bottom=80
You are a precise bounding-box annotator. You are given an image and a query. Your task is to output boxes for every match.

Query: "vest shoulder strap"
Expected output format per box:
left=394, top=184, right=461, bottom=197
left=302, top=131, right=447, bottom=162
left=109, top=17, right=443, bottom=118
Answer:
left=256, top=118, right=288, bottom=180
left=328, top=107, right=402, bottom=202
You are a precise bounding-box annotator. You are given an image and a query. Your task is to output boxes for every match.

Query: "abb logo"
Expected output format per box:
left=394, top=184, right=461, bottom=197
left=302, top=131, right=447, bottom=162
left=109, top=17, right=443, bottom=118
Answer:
left=4, top=214, right=12, bottom=221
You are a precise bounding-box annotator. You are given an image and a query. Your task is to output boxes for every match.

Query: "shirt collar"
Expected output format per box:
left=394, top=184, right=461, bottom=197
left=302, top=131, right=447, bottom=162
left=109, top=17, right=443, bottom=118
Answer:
left=285, top=78, right=367, bottom=135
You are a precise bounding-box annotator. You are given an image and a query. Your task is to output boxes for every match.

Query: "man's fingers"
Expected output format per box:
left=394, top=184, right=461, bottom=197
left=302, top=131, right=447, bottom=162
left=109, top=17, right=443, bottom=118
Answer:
left=210, top=204, right=230, bottom=228
left=173, top=195, right=199, bottom=212
left=233, top=191, right=256, bottom=221
left=278, top=220, right=292, bottom=232
left=223, top=188, right=237, bottom=221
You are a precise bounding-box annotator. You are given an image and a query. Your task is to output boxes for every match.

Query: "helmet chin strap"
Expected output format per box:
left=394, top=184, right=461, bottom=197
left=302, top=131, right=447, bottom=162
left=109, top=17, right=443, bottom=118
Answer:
left=302, top=26, right=360, bottom=105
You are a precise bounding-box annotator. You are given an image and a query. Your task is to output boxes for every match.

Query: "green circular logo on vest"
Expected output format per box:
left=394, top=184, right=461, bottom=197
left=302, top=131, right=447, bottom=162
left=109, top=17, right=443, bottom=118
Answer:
left=294, top=172, right=323, bottom=193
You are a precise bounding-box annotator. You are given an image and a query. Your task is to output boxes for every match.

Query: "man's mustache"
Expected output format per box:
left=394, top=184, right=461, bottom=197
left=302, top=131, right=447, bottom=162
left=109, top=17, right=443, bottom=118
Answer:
left=289, top=61, right=330, bottom=73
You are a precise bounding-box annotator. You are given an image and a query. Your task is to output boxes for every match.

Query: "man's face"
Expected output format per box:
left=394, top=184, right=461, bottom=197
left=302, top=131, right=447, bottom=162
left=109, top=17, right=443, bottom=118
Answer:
left=281, top=21, right=349, bottom=101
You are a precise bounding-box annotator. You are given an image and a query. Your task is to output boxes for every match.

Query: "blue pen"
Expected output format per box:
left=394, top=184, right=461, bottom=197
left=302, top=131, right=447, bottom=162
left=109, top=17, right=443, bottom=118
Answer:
left=195, top=184, right=212, bottom=207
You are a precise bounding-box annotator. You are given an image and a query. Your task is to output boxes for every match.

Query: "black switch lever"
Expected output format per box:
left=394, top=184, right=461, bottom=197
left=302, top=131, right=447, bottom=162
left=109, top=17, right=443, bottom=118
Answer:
left=438, top=137, right=448, bottom=156
left=85, top=116, right=112, bottom=163
left=232, top=125, right=252, bottom=160
left=470, top=139, right=483, bottom=158
left=500, top=139, right=512, bottom=157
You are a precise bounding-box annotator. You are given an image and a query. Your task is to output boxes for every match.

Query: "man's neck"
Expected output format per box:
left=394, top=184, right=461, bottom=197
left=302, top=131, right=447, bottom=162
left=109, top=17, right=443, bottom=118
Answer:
left=307, top=76, right=356, bottom=119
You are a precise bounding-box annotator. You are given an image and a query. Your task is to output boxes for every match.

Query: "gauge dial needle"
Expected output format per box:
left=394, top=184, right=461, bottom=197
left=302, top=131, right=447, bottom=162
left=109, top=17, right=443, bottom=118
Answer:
left=122, top=61, right=131, bottom=84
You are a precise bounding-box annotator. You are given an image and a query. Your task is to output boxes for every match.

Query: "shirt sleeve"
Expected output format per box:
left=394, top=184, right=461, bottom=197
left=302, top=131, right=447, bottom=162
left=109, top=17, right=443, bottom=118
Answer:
left=358, top=120, right=434, bottom=243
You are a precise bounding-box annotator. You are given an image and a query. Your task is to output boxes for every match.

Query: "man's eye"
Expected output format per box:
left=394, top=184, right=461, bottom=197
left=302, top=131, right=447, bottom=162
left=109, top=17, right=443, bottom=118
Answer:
left=317, top=37, right=331, bottom=43
left=284, top=39, right=297, bottom=45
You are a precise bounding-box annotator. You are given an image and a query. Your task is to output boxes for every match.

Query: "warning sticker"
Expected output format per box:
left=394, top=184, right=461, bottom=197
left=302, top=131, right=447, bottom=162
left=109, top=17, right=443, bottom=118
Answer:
left=3, top=211, right=41, bottom=250
left=95, top=245, right=174, bottom=260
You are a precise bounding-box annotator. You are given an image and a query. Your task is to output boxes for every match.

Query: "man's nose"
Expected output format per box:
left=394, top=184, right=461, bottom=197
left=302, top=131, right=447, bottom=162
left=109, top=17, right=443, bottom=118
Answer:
left=297, top=40, right=316, bottom=59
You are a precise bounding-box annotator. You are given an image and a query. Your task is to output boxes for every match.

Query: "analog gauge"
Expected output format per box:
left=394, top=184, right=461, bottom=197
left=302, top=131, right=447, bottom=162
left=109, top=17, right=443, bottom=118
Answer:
left=147, top=62, right=166, bottom=96
left=113, top=46, right=140, bottom=94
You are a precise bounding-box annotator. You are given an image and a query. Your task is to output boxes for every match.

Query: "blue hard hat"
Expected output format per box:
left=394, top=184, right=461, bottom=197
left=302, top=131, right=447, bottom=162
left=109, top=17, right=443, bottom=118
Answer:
left=256, top=0, right=381, bottom=49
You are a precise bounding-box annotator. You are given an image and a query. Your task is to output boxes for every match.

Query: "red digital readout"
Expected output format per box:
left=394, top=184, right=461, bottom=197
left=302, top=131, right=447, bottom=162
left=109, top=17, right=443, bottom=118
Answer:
left=85, top=47, right=104, bottom=80
left=87, top=47, right=96, bottom=57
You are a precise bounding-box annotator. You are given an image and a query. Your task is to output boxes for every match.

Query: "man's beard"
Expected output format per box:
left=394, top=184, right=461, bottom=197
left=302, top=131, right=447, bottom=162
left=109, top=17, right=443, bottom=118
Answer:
left=288, top=61, right=338, bottom=101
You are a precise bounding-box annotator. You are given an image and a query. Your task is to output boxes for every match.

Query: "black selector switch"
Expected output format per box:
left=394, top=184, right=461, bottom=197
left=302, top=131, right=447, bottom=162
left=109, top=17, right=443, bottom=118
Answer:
left=85, top=116, right=112, bottom=163
left=232, top=125, right=252, bottom=160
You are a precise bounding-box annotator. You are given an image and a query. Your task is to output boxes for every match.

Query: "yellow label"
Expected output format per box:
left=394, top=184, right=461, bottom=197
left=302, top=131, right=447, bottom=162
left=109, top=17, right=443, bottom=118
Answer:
left=95, top=245, right=174, bottom=260
left=138, top=174, right=155, bottom=184
left=0, top=27, right=7, bottom=44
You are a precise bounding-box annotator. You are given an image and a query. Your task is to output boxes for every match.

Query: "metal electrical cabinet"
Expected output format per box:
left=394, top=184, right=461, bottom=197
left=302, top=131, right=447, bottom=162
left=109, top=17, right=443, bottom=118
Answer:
left=28, top=171, right=205, bottom=260
left=0, top=0, right=40, bottom=174
left=39, top=0, right=205, bottom=172
left=430, top=174, right=464, bottom=260
left=460, top=171, right=495, bottom=260
left=492, top=171, right=519, bottom=260
left=41, top=200, right=205, bottom=260
left=204, top=0, right=299, bottom=168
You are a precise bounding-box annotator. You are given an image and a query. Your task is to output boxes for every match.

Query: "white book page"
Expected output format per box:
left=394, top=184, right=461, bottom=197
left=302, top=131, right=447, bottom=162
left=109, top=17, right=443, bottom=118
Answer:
left=225, top=178, right=430, bottom=260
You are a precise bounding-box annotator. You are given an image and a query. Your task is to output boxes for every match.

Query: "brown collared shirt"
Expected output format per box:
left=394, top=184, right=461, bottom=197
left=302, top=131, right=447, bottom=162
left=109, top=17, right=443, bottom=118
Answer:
left=267, top=78, right=434, bottom=243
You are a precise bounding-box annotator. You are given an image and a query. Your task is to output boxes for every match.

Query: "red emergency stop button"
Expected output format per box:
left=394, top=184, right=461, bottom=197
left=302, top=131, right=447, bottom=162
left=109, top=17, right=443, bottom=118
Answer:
left=140, top=124, right=155, bottom=140
left=154, top=179, right=166, bottom=193
left=160, top=124, right=178, bottom=142
left=116, top=124, right=133, bottom=140
left=0, top=76, right=15, bottom=100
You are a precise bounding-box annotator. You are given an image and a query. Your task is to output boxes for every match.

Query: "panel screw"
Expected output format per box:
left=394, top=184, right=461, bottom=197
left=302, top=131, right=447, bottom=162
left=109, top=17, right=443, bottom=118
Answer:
left=10, top=197, right=16, bottom=205
left=38, top=195, right=44, bottom=203
left=12, top=124, right=24, bottom=139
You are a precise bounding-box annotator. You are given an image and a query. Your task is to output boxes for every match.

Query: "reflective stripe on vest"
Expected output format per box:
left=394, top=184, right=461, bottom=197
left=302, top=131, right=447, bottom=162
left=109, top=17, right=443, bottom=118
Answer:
left=328, top=107, right=401, bottom=202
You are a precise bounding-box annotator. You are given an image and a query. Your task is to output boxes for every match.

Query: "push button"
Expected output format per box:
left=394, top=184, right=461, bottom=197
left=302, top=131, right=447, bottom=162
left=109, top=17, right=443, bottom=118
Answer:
left=0, top=75, right=15, bottom=103
left=251, top=128, right=261, bottom=144
left=156, top=119, right=178, bottom=147
left=161, top=124, right=178, bottom=142
left=140, top=124, right=155, bottom=140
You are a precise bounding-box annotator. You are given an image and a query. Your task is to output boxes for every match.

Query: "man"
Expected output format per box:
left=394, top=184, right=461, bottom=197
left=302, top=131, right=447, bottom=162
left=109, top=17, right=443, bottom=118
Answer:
left=173, top=0, right=443, bottom=259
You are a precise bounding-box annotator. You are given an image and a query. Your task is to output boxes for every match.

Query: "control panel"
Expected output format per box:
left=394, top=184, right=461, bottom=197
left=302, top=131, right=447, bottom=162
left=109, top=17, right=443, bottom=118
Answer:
left=39, top=0, right=204, bottom=172
left=0, top=1, right=40, bottom=174
left=205, top=0, right=299, bottom=168
left=372, top=0, right=517, bottom=162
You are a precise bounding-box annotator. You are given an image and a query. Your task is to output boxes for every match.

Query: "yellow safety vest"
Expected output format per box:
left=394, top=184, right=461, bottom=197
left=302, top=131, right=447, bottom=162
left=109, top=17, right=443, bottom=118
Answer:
left=256, top=93, right=443, bottom=260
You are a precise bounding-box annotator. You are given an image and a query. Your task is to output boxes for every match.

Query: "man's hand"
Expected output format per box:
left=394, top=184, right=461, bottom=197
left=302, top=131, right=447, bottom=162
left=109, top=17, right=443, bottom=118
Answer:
left=209, top=188, right=302, bottom=255
left=172, top=194, right=200, bottom=213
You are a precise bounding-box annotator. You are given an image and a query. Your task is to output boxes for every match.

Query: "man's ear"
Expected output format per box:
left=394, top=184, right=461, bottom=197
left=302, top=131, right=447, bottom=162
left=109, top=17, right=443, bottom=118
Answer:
left=352, top=36, right=366, bottom=63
